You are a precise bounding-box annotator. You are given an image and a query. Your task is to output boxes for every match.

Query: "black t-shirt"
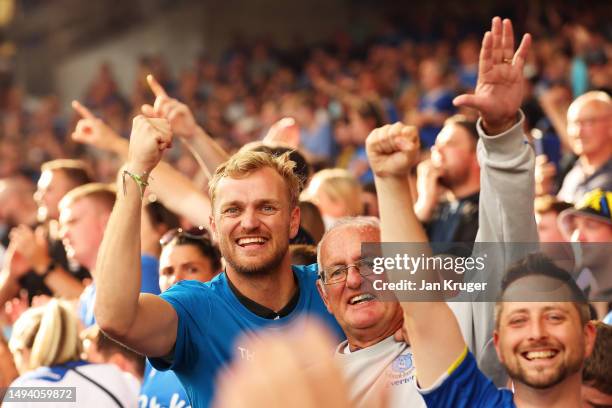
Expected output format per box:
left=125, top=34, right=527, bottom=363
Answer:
left=426, top=191, right=480, bottom=255
left=17, top=237, right=90, bottom=303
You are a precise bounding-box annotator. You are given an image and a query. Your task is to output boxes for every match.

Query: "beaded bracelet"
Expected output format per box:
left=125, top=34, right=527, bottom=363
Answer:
left=122, top=169, right=149, bottom=198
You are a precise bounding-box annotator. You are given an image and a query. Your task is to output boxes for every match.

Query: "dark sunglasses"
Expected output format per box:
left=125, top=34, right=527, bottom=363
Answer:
left=159, top=226, right=213, bottom=247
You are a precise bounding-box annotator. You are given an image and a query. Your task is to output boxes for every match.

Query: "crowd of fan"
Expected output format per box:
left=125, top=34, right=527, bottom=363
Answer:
left=0, top=9, right=611, bottom=408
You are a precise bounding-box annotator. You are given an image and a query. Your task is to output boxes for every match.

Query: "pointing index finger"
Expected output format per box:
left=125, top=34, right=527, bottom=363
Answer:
left=72, top=100, right=96, bottom=119
left=147, top=74, right=168, bottom=98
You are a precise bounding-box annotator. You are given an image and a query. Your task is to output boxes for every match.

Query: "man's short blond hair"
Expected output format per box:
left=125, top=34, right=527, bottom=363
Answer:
left=59, top=183, right=116, bottom=213
left=40, top=159, right=92, bottom=187
left=41, top=159, right=90, bottom=173
left=209, top=150, right=302, bottom=210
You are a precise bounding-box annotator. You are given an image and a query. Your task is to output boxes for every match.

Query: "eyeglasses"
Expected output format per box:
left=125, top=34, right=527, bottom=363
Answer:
left=568, top=115, right=611, bottom=127
left=159, top=226, right=212, bottom=246
left=319, top=258, right=375, bottom=285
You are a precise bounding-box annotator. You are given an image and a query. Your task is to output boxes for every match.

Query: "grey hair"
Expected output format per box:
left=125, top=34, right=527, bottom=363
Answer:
left=316, top=216, right=381, bottom=270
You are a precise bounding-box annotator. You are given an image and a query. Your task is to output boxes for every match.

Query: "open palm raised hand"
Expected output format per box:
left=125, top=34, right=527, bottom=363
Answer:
left=453, top=17, right=531, bottom=134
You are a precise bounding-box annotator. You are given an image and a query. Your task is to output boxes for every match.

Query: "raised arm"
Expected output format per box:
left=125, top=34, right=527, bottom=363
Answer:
left=367, top=122, right=466, bottom=388
left=0, top=335, right=18, bottom=391
left=143, top=75, right=229, bottom=179
left=8, top=225, right=84, bottom=298
left=94, top=115, right=177, bottom=357
left=453, top=17, right=537, bottom=386
left=72, top=100, right=212, bottom=227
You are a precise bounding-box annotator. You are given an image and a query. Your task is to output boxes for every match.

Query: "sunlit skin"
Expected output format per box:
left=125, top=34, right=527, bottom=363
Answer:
left=317, top=225, right=402, bottom=350
left=159, top=243, right=217, bottom=292
left=536, top=211, right=566, bottom=243
left=494, top=277, right=596, bottom=397
left=570, top=217, right=612, bottom=243
left=430, top=123, right=479, bottom=190
left=581, top=384, right=612, bottom=408
left=58, top=198, right=109, bottom=270
left=34, top=170, right=75, bottom=222
left=209, top=167, right=300, bottom=278
left=566, top=100, right=612, bottom=158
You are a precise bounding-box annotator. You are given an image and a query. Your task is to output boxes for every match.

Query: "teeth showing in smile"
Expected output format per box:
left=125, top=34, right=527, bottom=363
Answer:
left=237, top=237, right=267, bottom=246
left=349, top=293, right=375, bottom=305
left=524, top=350, right=557, bottom=360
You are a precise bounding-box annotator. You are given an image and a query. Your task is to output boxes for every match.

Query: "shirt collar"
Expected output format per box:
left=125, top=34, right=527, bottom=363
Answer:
left=226, top=271, right=300, bottom=319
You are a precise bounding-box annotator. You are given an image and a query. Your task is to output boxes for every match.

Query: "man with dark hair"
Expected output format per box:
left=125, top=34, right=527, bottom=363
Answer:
left=415, top=115, right=481, bottom=248
left=581, top=322, right=612, bottom=408
left=371, top=19, right=597, bottom=407
left=534, top=195, right=573, bottom=242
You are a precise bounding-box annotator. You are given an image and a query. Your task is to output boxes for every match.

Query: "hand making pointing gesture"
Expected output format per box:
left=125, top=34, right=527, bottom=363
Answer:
left=142, top=74, right=198, bottom=138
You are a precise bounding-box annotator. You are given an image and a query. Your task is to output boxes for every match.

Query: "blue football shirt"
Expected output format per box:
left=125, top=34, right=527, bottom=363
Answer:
left=149, top=264, right=344, bottom=408
left=79, top=255, right=161, bottom=328
left=419, top=348, right=515, bottom=407
left=139, top=361, right=190, bottom=408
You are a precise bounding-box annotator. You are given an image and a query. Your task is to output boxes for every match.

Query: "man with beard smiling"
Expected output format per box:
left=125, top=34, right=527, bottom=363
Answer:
left=316, top=16, right=540, bottom=406
left=369, top=25, right=597, bottom=407
left=395, top=250, right=596, bottom=407
left=94, top=116, right=343, bottom=407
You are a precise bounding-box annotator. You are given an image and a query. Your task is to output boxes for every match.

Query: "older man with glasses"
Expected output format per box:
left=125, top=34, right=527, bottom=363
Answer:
left=315, top=17, right=538, bottom=407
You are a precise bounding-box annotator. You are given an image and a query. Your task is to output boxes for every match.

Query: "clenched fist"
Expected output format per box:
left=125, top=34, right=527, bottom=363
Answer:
left=366, top=122, right=420, bottom=178
left=126, top=115, right=173, bottom=174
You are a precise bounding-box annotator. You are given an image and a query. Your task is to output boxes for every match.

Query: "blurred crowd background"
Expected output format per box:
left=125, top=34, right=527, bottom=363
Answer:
left=0, top=0, right=611, bottom=404
left=0, top=0, right=610, bottom=184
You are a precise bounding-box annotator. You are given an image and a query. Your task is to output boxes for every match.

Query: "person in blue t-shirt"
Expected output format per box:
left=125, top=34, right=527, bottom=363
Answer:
left=140, top=225, right=222, bottom=408
left=95, top=125, right=344, bottom=407
left=373, top=18, right=597, bottom=408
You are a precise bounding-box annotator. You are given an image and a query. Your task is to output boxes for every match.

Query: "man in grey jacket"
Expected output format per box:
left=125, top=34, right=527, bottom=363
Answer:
left=315, top=17, right=537, bottom=407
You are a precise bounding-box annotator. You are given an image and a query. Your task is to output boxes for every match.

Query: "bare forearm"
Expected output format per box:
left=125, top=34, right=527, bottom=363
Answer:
left=43, top=268, right=85, bottom=299
left=414, top=197, right=437, bottom=222
left=148, top=161, right=212, bottom=227
left=0, top=270, right=19, bottom=306
left=186, top=127, right=230, bottom=178
left=376, top=175, right=465, bottom=386
left=0, top=335, right=18, bottom=387
left=376, top=176, right=428, bottom=243
left=94, top=173, right=143, bottom=336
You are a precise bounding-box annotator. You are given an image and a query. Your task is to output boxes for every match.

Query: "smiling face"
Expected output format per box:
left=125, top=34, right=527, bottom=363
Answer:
left=210, top=167, right=300, bottom=277
left=59, top=197, right=108, bottom=270
left=317, top=224, right=402, bottom=343
left=494, top=294, right=595, bottom=390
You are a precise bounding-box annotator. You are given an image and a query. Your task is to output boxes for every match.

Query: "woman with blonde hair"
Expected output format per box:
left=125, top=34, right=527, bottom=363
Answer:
left=3, top=299, right=138, bottom=407
left=301, top=168, right=363, bottom=230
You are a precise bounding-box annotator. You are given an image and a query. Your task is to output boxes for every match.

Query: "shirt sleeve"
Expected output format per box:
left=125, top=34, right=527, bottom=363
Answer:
left=140, top=255, right=161, bottom=295
left=148, top=281, right=211, bottom=372
left=417, top=349, right=513, bottom=408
